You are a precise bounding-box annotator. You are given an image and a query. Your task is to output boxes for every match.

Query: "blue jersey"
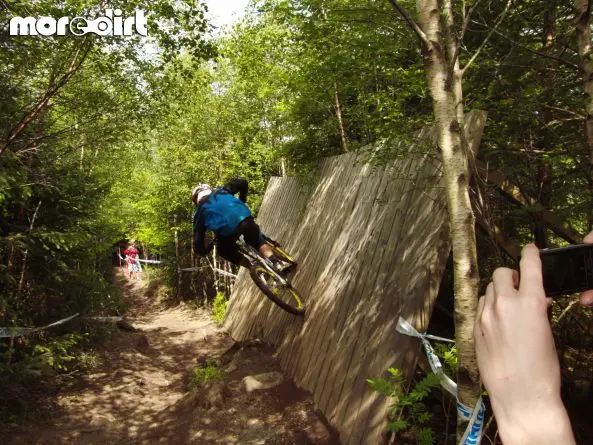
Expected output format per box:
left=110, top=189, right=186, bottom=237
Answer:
left=194, top=188, right=252, bottom=237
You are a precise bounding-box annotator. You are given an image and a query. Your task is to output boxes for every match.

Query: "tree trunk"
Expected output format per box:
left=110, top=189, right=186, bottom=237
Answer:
left=15, top=200, right=42, bottom=300
left=212, top=244, right=220, bottom=295
left=416, top=0, right=481, bottom=437
left=576, top=0, right=593, bottom=229
left=174, top=214, right=182, bottom=296
left=333, top=82, right=349, bottom=153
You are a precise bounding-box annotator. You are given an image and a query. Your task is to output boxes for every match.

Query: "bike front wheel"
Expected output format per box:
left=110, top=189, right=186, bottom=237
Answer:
left=249, top=266, right=305, bottom=315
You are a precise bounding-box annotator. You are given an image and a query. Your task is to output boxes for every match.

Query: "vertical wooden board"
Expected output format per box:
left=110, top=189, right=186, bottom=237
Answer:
left=280, top=157, right=364, bottom=378
left=225, top=177, right=291, bottom=339
left=267, top=169, right=334, bottom=371
left=346, top=156, right=451, bottom=445
left=328, top=164, right=412, bottom=440
left=312, top=169, right=391, bottom=413
left=253, top=182, right=305, bottom=342
left=291, top=158, right=373, bottom=386
left=294, top=157, right=356, bottom=294
left=231, top=176, right=313, bottom=343
left=260, top=181, right=312, bottom=345
left=336, top=162, right=430, bottom=440
left=319, top=166, right=402, bottom=421
left=224, top=269, right=254, bottom=338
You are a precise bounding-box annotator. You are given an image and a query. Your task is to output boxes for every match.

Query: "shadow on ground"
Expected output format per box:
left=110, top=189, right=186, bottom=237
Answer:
left=2, top=268, right=340, bottom=445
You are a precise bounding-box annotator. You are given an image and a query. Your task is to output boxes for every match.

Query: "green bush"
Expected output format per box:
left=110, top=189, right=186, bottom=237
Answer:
left=368, top=345, right=457, bottom=445
left=368, top=368, right=440, bottom=445
left=212, top=292, right=228, bottom=324
left=189, top=359, right=225, bottom=390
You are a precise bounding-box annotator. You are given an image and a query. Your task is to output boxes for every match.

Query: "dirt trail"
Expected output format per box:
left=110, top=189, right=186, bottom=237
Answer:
left=7, top=269, right=340, bottom=445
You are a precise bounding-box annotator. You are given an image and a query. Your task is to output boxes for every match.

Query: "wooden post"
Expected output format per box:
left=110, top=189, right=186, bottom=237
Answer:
left=174, top=214, right=182, bottom=296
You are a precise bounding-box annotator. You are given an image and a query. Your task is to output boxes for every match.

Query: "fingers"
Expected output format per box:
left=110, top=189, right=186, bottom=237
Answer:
left=580, top=289, right=593, bottom=306
left=483, top=282, right=494, bottom=311
left=476, top=293, right=486, bottom=319
left=474, top=294, right=487, bottom=344
left=518, top=244, right=545, bottom=298
left=581, top=232, right=593, bottom=305
left=492, top=268, right=518, bottom=298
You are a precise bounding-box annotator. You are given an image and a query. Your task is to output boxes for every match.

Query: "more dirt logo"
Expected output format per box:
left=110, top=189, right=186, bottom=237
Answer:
left=9, top=9, right=148, bottom=37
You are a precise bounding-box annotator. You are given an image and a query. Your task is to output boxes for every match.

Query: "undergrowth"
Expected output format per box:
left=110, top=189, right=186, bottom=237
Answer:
left=368, top=344, right=458, bottom=445
left=212, top=292, right=228, bottom=324
left=189, top=359, right=225, bottom=390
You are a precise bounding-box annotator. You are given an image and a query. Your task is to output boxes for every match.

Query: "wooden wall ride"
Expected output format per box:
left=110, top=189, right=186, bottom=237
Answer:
left=224, top=111, right=487, bottom=445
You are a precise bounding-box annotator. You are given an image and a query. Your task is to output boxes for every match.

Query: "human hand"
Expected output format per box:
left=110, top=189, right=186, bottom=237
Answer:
left=581, top=231, right=593, bottom=306
left=474, top=244, right=575, bottom=445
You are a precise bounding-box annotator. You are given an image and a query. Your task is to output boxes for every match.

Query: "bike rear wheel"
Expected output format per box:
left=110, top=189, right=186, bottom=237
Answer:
left=249, top=266, right=305, bottom=315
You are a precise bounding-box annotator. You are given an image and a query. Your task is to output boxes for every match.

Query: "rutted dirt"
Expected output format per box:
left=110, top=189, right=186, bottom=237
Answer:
left=5, top=268, right=340, bottom=445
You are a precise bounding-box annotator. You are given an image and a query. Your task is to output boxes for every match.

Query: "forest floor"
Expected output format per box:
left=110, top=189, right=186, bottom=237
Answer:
left=4, top=268, right=340, bottom=445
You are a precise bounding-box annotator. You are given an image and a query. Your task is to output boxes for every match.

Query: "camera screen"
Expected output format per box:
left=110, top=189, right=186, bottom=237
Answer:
left=542, top=250, right=588, bottom=295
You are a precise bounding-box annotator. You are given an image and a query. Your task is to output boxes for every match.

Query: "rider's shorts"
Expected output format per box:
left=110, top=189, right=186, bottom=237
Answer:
left=217, top=217, right=264, bottom=266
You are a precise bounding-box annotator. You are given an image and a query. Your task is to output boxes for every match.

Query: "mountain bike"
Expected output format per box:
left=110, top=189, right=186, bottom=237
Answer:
left=236, top=234, right=305, bottom=316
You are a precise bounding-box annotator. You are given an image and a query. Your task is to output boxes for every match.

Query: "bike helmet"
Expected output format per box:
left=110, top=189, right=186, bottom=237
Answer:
left=191, top=183, right=212, bottom=204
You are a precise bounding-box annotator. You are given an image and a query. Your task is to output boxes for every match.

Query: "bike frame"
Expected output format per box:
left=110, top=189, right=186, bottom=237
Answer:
left=236, top=236, right=290, bottom=287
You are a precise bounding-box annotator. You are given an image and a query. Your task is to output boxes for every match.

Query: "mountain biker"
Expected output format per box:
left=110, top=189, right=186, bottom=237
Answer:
left=191, top=177, right=291, bottom=271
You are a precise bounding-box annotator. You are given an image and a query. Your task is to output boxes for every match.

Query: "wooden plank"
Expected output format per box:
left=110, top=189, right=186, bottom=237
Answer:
left=348, top=159, right=450, bottom=445
left=334, top=153, right=434, bottom=443
left=311, top=166, right=387, bottom=412
left=284, top=156, right=363, bottom=380
left=317, top=167, right=399, bottom=423
left=295, top=156, right=372, bottom=381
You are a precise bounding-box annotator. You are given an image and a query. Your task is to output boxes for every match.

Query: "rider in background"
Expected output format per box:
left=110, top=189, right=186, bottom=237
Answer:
left=123, top=241, right=141, bottom=280
left=192, top=177, right=291, bottom=271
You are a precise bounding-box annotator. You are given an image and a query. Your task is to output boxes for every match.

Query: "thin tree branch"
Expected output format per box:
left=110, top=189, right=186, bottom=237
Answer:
left=460, top=0, right=513, bottom=77
left=15, top=200, right=42, bottom=301
left=387, top=0, right=431, bottom=48
left=543, top=104, right=585, bottom=119
left=556, top=298, right=578, bottom=324
left=472, top=20, right=579, bottom=70
left=450, top=0, right=485, bottom=70
left=0, top=37, right=93, bottom=156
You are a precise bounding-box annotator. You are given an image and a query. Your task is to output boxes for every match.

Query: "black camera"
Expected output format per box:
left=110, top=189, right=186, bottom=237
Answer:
left=540, top=244, right=593, bottom=297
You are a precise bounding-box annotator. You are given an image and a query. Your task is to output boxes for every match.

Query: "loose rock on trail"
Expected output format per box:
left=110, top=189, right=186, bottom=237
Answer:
left=6, top=268, right=340, bottom=445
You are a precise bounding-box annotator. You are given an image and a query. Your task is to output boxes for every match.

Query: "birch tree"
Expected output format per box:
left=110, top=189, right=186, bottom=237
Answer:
left=389, top=0, right=511, bottom=437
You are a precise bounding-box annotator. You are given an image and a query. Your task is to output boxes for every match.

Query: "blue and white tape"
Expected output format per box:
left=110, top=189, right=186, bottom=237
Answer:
left=396, top=317, right=485, bottom=445
left=0, top=313, right=125, bottom=338
left=0, top=313, right=80, bottom=338
left=138, top=259, right=161, bottom=264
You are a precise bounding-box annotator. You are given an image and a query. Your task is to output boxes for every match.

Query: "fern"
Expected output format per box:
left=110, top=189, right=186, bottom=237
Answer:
left=417, top=427, right=434, bottom=445
left=368, top=343, right=457, bottom=445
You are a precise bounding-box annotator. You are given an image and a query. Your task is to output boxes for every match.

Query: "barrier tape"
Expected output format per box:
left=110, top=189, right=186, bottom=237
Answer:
left=137, top=259, right=161, bottom=264
left=181, top=266, right=237, bottom=279
left=396, top=317, right=485, bottom=445
left=0, top=314, right=125, bottom=338
left=207, top=258, right=238, bottom=279
left=119, top=254, right=161, bottom=266
left=87, top=316, right=124, bottom=322
left=212, top=268, right=237, bottom=279
left=0, top=313, right=80, bottom=338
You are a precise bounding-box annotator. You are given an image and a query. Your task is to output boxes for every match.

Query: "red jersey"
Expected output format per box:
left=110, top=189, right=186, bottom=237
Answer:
left=123, top=247, right=139, bottom=264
